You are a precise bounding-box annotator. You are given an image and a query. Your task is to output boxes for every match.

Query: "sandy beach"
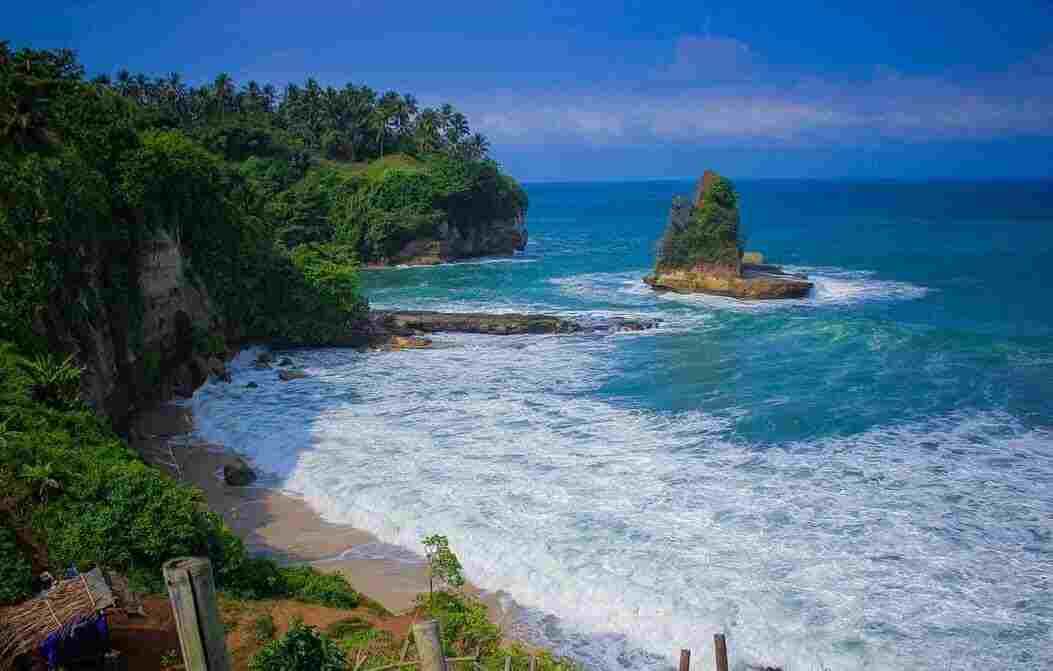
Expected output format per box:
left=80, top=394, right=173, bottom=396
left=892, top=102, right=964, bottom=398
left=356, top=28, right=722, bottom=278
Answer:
left=130, top=402, right=443, bottom=615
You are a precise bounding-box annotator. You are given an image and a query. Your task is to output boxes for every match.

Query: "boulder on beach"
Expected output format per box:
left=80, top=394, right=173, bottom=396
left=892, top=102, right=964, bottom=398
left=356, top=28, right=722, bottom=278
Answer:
left=223, top=457, right=257, bottom=486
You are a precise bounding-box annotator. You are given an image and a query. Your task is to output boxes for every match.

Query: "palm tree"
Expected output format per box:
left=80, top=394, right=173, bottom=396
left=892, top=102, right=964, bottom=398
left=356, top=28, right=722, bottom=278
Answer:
left=213, top=72, right=235, bottom=117
left=373, top=91, right=401, bottom=157
left=465, top=132, right=490, bottom=161
left=414, top=108, right=441, bottom=154
left=115, top=69, right=132, bottom=97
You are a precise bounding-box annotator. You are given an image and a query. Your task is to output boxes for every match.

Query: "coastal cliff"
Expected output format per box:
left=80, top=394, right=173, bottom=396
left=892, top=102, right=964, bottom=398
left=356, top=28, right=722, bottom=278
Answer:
left=384, top=210, right=527, bottom=266
left=645, top=170, right=813, bottom=299
left=38, top=231, right=229, bottom=428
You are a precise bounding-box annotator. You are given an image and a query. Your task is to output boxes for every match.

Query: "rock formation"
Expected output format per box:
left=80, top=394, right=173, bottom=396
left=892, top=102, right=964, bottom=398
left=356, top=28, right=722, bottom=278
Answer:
left=41, top=230, right=230, bottom=427
left=379, top=211, right=528, bottom=266
left=645, top=171, right=813, bottom=300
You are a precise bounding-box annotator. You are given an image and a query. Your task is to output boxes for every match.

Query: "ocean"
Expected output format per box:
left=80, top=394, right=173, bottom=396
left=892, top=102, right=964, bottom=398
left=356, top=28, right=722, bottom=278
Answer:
left=191, top=179, right=1053, bottom=670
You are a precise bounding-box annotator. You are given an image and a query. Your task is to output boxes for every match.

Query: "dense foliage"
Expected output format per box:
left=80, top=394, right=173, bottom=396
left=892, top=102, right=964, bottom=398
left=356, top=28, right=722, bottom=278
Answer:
left=656, top=174, right=743, bottom=271
left=88, top=54, right=525, bottom=265
left=0, top=524, right=33, bottom=605
left=251, top=620, right=348, bottom=671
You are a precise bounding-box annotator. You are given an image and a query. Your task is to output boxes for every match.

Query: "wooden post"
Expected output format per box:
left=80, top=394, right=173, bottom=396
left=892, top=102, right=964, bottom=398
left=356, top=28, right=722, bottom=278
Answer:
left=504, top=656, right=512, bottom=671
left=714, top=634, right=729, bottom=671
left=529, top=657, right=537, bottom=671
left=412, top=620, right=449, bottom=671
left=163, top=557, right=230, bottom=671
left=678, top=648, right=691, bottom=671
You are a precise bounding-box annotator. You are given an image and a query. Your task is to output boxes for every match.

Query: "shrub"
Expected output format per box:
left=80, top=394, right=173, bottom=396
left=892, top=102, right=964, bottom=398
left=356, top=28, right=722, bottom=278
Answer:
left=324, top=617, right=373, bottom=640
left=18, top=353, right=82, bottom=410
left=289, top=244, right=367, bottom=316
left=251, top=620, right=347, bottom=671
left=423, top=534, right=465, bottom=598
left=253, top=613, right=277, bottom=643
left=418, top=590, right=499, bottom=656
left=0, top=524, right=33, bottom=605
left=280, top=565, right=360, bottom=609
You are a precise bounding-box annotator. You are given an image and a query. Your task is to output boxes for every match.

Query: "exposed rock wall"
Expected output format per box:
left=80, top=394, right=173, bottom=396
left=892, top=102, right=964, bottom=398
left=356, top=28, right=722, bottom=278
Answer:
left=386, top=211, right=528, bottom=266
left=43, top=231, right=228, bottom=429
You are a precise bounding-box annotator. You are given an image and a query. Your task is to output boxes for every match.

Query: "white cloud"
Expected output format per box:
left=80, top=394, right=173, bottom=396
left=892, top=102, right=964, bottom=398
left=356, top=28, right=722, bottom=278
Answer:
left=463, top=41, right=1053, bottom=148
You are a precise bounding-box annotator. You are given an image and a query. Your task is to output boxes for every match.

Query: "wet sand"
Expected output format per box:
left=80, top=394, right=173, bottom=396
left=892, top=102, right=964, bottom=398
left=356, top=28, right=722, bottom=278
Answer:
left=131, top=402, right=434, bottom=613
left=129, top=402, right=522, bottom=637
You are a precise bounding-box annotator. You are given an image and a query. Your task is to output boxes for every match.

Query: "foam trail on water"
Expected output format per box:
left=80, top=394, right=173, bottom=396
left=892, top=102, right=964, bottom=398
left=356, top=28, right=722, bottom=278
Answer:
left=190, top=335, right=1053, bottom=671
left=549, top=267, right=930, bottom=315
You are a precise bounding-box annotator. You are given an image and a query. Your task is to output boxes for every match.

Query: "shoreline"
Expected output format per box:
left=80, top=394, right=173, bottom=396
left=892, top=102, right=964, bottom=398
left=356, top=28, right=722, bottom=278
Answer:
left=128, top=400, right=526, bottom=634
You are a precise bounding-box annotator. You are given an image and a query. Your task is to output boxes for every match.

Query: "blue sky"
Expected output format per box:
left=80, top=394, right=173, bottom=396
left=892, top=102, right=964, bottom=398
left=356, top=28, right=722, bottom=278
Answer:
left=10, top=1, right=1053, bottom=180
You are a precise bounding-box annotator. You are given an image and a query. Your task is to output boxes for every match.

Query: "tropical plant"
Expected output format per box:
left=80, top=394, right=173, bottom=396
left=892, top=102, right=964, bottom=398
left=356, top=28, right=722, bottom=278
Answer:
left=20, top=461, right=60, bottom=504
left=251, top=619, right=347, bottom=671
left=18, top=353, right=81, bottom=409
left=423, top=534, right=465, bottom=599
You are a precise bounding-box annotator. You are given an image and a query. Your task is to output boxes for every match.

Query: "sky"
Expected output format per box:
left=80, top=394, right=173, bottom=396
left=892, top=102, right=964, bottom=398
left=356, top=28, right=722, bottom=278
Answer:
left=9, top=1, right=1053, bottom=181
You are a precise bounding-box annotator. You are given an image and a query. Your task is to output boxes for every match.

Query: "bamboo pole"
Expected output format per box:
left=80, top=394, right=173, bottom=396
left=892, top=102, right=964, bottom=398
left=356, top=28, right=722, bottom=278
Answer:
left=678, top=648, right=691, bottom=671
left=714, top=634, right=729, bottom=671
left=163, top=557, right=230, bottom=671
left=412, top=620, right=449, bottom=671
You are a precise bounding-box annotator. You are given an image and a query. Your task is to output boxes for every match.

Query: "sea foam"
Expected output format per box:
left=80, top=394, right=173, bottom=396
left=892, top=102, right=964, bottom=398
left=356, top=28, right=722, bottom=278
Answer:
left=190, top=333, right=1053, bottom=671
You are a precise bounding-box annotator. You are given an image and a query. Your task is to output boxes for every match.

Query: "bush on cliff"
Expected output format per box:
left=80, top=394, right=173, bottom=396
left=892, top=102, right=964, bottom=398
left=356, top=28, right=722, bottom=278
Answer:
left=656, top=174, right=743, bottom=272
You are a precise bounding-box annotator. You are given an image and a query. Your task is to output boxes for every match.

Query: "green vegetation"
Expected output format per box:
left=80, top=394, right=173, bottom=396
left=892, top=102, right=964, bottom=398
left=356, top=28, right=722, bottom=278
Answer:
left=0, top=524, right=33, bottom=605
left=279, top=565, right=361, bottom=609
left=423, top=534, right=466, bottom=599
left=656, top=174, right=743, bottom=271
left=251, top=619, right=347, bottom=671
left=253, top=613, right=278, bottom=643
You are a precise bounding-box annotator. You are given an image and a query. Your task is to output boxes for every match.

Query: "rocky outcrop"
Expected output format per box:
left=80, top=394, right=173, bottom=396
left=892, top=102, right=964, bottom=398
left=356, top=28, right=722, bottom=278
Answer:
left=358, top=310, right=660, bottom=344
left=223, top=457, right=257, bottom=486
left=380, top=212, right=528, bottom=266
left=646, top=171, right=814, bottom=300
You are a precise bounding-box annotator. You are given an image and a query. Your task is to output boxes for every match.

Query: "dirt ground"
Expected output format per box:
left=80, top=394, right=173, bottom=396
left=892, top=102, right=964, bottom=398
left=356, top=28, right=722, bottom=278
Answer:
left=107, top=595, right=421, bottom=670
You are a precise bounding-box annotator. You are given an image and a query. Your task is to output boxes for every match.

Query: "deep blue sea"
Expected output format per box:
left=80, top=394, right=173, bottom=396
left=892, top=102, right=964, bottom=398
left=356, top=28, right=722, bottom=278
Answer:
left=193, top=180, right=1053, bottom=670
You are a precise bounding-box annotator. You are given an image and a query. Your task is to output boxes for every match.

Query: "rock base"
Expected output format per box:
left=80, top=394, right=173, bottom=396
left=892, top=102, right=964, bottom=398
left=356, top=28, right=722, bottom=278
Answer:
left=644, top=264, right=813, bottom=299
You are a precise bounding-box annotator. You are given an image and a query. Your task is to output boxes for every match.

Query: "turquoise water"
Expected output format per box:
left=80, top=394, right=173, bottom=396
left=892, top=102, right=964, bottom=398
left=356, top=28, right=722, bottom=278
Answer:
left=194, top=180, right=1053, bottom=670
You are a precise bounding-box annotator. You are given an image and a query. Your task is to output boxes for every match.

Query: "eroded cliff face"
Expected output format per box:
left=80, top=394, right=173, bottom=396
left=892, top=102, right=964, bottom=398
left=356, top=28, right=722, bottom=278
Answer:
left=41, top=231, right=228, bottom=428
left=385, top=211, right=528, bottom=266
